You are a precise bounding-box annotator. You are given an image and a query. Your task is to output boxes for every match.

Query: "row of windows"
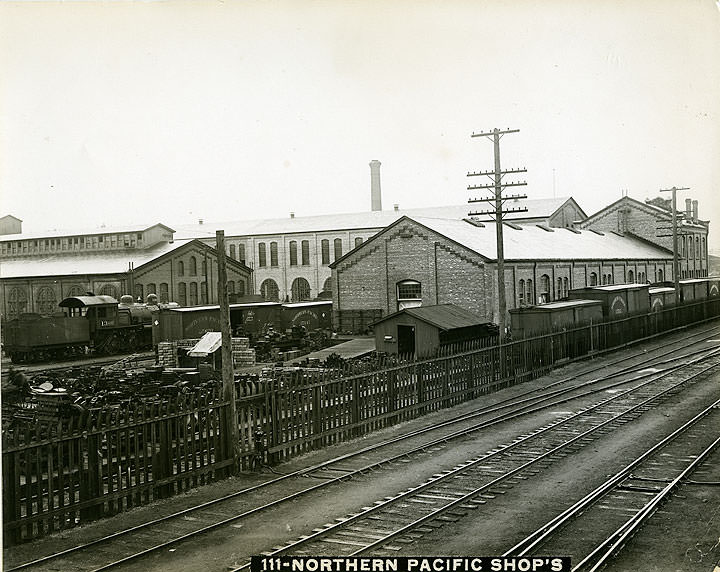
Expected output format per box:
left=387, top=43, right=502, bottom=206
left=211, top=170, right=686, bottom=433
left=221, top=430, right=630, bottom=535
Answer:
left=176, top=257, right=207, bottom=277
left=0, top=233, right=144, bottom=256
left=680, top=234, right=707, bottom=260
left=237, top=237, right=365, bottom=268
left=5, top=283, right=119, bottom=318
left=258, top=277, right=333, bottom=302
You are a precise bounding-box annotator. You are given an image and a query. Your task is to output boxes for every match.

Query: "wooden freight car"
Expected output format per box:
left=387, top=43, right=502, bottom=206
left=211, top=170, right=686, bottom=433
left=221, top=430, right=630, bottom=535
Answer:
left=280, top=301, right=332, bottom=331
left=649, top=286, right=675, bottom=311
left=509, top=299, right=604, bottom=339
left=568, top=283, right=651, bottom=318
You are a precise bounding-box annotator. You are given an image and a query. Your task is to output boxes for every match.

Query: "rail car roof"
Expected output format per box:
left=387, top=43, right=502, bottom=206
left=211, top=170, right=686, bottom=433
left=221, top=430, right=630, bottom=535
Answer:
left=511, top=300, right=603, bottom=312
left=59, top=295, right=119, bottom=307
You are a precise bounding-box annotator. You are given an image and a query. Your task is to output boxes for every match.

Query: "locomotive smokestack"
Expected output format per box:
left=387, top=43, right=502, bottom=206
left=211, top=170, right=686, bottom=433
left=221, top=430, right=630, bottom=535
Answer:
left=369, top=160, right=382, bottom=212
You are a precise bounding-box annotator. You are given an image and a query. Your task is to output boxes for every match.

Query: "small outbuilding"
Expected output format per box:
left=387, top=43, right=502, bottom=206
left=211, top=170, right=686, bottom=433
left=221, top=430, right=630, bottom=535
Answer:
left=371, top=303, right=497, bottom=358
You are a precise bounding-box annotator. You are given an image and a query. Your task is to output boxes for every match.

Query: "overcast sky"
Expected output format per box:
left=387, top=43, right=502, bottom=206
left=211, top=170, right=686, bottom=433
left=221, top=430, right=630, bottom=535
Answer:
left=1, top=1, right=719, bottom=247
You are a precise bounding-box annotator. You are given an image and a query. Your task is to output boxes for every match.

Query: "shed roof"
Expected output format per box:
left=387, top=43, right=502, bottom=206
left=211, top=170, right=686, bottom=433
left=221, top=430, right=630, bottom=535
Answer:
left=187, top=332, right=222, bottom=357
left=374, top=304, right=491, bottom=331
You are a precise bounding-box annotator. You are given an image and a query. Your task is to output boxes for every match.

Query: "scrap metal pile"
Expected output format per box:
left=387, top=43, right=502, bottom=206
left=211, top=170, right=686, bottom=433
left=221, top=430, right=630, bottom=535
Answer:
left=2, top=364, right=262, bottom=431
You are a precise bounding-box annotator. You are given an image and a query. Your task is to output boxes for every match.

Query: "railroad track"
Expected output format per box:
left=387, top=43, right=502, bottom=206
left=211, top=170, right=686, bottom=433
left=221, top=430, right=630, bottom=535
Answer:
left=226, top=351, right=720, bottom=568
left=504, top=396, right=720, bottom=572
left=5, top=324, right=720, bottom=572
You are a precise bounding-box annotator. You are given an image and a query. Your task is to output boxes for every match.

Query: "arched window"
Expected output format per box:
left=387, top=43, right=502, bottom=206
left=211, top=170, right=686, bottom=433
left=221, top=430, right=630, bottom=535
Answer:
left=7, top=287, right=28, bottom=318
left=270, top=242, right=278, bottom=267
left=321, top=239, right=330, bottom=265
left=178, top=282, right=187, bottom=306
left=539, top=274, right=551, bottom=303
left=260, top=279, right=280, bottom=302
left=289, top=241, right=298, bottom=266
left=99, top=284, right=119, bottom=300
left=189, top=256, right=197, bottom=276
left=563, top=277, right=569, bottom=297
left=238, top=244, right=246, bottom=264
left=178, top=260, right=184, bottom=276
left=301, top=240, right=310, bottom=265
left=355, top=237, right=363, bottom=248
left=589, top=272, right=598, bottom=287
left=397, top=280, right=421, bottom=310
left=201, top=260, right=207, bottom=276
left=601, top=274, right=607, bottom=285
left=36, top=286, right=57, bottom=315
left=258, top=243, right=267, bottom=267
left=146, top=283, right=156, bottom=295
left=334, top=238, right=343, bottom=260
left=291, top=277, right=311, bottom=302
left=322, top=277, right=333, bottom=294
left=227, top=280, right=235, bottom=294
left=518, top=279, right=526, bottom=306
left=66, top=285, right=85, bottom=298
left=134, top=283, right=144, bottom=301
left=237, top=280, right=246, bottom=297
left=627, top=269, right=634, bottom=283
left=159, top=283, right=169, bottom=303
left=189, top=283, right=198, bottom=305
left=229, top=244, right=236, bottom=260
left=556, top=278, right=563, bottom=300
left=695, top=236, right=700, bottom=259
left=526, top=279, right=534, bottom=304
left=200, top=282, right=208, bottom=304
left=657, top=268, right=664, bottom=282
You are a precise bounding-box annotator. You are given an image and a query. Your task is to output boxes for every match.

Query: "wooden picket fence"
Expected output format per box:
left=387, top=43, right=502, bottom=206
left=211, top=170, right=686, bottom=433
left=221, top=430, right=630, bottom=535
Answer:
left=4, top=298, right=719, bottom=544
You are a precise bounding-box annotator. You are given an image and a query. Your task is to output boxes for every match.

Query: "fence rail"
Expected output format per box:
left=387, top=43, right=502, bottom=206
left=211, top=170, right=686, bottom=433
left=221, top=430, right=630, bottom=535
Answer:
left=4, top=299, right=719, bottom=543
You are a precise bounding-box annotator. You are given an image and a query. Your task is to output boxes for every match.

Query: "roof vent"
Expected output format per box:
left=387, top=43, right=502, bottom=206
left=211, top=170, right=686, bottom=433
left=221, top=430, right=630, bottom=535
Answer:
left=198, top=219, right=204, bottom=225
left=290, top=212, right=295, bottom=219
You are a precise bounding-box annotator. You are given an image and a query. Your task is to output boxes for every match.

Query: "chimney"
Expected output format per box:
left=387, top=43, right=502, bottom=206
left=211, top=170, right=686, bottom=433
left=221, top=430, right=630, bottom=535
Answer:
left=369, top=160, right=382, bottom=211
left=394, top=204, right=399, bottom=212
left=685, top=198, right=692, bottom=219
left=692, top=200, right=698, bottom=223
left=290, top=212, right=295, bottom=219
left=198, top=218, right=204, bottom=225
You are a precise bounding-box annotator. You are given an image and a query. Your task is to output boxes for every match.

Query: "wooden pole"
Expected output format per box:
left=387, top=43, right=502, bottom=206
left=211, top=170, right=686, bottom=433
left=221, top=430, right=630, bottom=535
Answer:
left=216, top=230, right=240, bottom=473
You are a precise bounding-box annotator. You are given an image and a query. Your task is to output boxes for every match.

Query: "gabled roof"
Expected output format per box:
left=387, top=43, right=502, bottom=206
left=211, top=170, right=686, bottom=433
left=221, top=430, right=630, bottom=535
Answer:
left=332, top=215, right=673, bottom=268
left=173, top=197, right=579, bottom=238
left=0, top=215, right=23, bottom=223
left=373, top=304, right=491, bottom=331
left=580, top=196, right=707, bottom=229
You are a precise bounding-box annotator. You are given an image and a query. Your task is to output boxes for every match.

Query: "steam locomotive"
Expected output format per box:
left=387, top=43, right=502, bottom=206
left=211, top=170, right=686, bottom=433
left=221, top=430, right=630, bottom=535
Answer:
left=2, top=294, right=165, bottom=363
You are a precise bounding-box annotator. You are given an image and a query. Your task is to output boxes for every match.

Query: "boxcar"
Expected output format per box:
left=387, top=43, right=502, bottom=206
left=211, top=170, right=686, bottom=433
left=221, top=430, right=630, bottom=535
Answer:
left=280, top=301, right=332, bottom=331
left=649, top=286, right=675, bottom=311
left=678, top=278, right=711, bottom=302
left=510, top=299, right=604, bottom=338
left=568, top=283, right=651, bottom=318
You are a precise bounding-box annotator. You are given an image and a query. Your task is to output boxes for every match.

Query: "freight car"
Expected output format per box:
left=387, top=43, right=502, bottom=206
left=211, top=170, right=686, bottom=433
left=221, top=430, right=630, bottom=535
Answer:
left=509, top=299, right=604, bottom=339
left=2, top=294, right=159, bottom=363
left=568, top=283, right=651, bottom=318
left=151, top=300, right=333, bottom=345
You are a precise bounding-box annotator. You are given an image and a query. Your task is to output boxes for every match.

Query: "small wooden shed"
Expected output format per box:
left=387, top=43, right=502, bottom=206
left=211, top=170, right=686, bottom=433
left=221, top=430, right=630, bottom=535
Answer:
left=371, top=304, right=496, bottom=358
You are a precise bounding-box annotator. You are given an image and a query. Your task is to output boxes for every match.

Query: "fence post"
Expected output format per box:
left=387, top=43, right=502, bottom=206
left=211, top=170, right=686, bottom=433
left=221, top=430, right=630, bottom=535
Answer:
left=3, top=450, right=20, bottom=544
left=80, top=432, right=102, bottom=522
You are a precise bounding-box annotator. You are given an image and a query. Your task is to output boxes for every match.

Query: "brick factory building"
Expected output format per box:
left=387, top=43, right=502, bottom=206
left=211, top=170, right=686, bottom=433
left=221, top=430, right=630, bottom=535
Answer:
left=578, top=196, right=710, bottom=278
left=0, top=224, right=251, bottom=319
left=329, top=215, right=675, bottom=334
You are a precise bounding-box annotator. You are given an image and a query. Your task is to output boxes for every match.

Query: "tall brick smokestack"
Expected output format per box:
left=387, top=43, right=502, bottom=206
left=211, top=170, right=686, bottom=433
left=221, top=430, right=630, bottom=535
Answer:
left=692, top=200, right=698, bottom=223
left=685, top=198, right=692, bottom=220
left=370, top=160, right=382, bottom=212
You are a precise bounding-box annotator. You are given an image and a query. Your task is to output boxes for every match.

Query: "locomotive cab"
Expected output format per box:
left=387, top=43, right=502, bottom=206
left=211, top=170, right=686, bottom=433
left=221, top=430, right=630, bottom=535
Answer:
left=59, top=295, right=121, bottom=334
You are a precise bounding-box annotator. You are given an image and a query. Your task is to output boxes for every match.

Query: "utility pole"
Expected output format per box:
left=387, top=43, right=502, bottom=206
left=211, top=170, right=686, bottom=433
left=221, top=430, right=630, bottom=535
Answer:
left=659, top=186, right=690, bottom=305
left=468, top=128, right=527, bottom=340
left=216, top=230, right=240, bottom=473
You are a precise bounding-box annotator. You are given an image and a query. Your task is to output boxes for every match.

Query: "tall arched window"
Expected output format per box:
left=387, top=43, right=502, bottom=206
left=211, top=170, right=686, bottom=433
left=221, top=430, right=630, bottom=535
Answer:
left=322, top=277, right=333, bottom=295
left=178, top=282, right=187, bottom=306
left=526, top=279, right=534, bottom=304
left=201, top=282, right=208, bottom=304
left=695, top=236, right=700, bottom=259
left=301, top=240, right=310, bottom=265
left=334, top=238, right=343, bottom=260
left=8, top=287, right=28, bottom=318
left=270, top=242, right=278, bottom=267
left=589, top=272, right=598, bottom=287
left=260, top=279, right=280, bottom=302
left=355, top=237, right=363, bottom=248
left=201, top=260, right=207, bottom=276
left=238, top=244, right=246, bottom=264
left=518, top=279, right=526, bottom=306
left=189, top=283, right=198, bottom=305
left=134, top=283, right=144, bottom=301
left=66, top=285, right=85, bottom=298
left=657, top=268, right=664, bottom=282
left=258, top=243, right=267, bottom=267
left=99, top=284, right=119, bottom=299
left=289, top=241, right=298, bottom=266
left=227, top=280, right=235, bottom=294
left=229, top=244, right=236, bottom=259
left=178, top=260, right=184, bottom=276
left=237, top=280, right=246, bottom=297
left=36, top=286, right=57, bottom=315
left=189, top=256, right=197, bottom=276
left=563, top=277, right=569, bottom=297
left=159, top=283, right=169, bottom=303
left=397, top=280, right=422, bottom=310
left=539, top=274, right=551, bottom=303
left=146, top=283, right=157, bottom=294
left=291, top=277, right=311, bottom=302
left=321, top=239, right=330, bottom=265
left=627, top=269, right=634, bottom=283
left=556, top=278, right=563, bottom=300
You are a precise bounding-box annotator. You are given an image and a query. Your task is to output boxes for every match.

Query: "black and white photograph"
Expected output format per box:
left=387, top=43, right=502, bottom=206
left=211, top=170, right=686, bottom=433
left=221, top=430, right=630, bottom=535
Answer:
left=1, top=1, right=719, bottom=571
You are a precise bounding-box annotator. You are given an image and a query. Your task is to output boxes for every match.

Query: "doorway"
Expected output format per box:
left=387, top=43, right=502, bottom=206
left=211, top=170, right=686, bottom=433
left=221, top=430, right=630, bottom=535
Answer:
left=397, top=325, right=416, bottom=356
